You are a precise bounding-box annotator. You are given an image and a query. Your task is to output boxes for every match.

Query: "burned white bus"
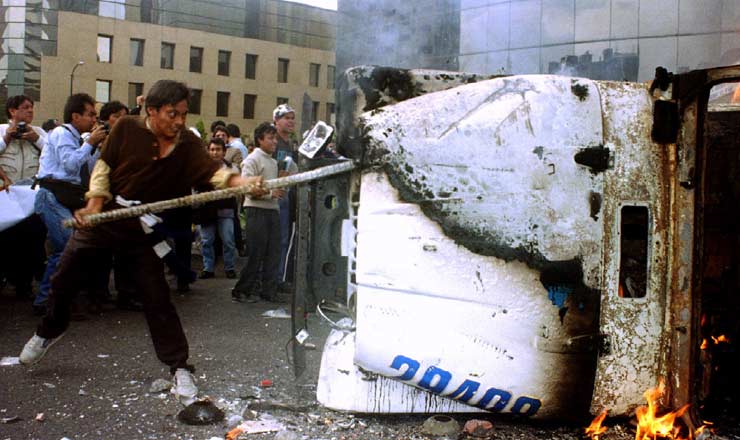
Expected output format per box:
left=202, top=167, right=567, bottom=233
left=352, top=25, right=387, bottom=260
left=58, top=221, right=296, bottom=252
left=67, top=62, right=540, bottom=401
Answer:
left=291, top=65, right=740, bottom=425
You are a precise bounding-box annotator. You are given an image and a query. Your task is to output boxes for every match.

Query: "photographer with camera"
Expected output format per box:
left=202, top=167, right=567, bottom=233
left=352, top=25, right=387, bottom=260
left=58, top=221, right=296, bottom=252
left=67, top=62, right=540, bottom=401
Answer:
left=0, top=95, right=48, bottom=301
left=32, top=93, right=108, bottom=315
left=0, top=95, right=47, bottom=185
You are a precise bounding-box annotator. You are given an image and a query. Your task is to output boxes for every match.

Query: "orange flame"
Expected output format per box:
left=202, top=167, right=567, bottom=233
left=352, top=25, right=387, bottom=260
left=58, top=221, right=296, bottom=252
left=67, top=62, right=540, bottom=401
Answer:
left=635, top=382, right=690, bottom=440
left=700, top=339, right=708, bottom=350
left=585, top=382, right=713, bottom=440
left=585, top=410, right=608, bottom=440
left=711, top=335, right=730, bottom=344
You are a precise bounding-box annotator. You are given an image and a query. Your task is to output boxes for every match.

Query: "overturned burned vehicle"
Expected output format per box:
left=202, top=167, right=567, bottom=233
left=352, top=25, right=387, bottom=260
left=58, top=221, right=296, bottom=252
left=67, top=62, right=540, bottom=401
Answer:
left=291, top=65, right=740, bottom=423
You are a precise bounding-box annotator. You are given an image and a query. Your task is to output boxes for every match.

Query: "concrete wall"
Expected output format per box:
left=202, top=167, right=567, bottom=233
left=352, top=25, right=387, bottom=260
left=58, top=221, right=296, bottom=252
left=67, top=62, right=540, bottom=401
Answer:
left=38, top=11, right=335, bottom=138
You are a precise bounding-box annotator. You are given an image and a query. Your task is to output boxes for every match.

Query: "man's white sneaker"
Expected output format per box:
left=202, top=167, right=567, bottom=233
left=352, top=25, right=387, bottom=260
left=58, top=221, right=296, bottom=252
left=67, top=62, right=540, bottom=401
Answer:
left=172, top=368, right=198, bottom=406
left=19, top=333, right=64, bottom=366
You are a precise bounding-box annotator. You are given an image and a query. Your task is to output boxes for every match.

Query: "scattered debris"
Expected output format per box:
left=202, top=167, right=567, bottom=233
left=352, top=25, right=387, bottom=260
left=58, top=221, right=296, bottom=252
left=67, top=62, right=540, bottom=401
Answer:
left=259, top=379, right=273, bottom=388
left=0, top=416, right=20, bottom=424
left=177, top=399, right=225, bottom=425
left=35, top=413, right=45, bottom=422
left=97, top=354, right=110, bottom=358
left=226, top=418, right=286, bottom=439
left=42, top=382, right=56, bottom=389
left=227, top=414, right=244, bottom=429
left=0, top=356, right=20, bottom=366
left=78, top=389, right=87, bottom=396
left=463, top=419, right=494, bottom=438
left=149, top=378, right=173, bottom=394
left=421, top=414, right=460, bottom=438
left=248, top=400, right=313, bottom=413
left=273, top=430, right=301, bottom=440
left=261, top=308, right=291, bottom=319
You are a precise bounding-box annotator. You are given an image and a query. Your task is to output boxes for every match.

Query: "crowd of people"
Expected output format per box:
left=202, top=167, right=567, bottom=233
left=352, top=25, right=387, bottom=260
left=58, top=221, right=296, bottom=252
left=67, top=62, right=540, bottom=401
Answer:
left=0, top=81, right=304, bottom=405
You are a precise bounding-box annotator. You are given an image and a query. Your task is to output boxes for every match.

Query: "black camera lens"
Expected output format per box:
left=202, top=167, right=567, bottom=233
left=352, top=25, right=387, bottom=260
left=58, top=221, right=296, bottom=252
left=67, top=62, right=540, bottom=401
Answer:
left=12, top=122, right=26, bottom=138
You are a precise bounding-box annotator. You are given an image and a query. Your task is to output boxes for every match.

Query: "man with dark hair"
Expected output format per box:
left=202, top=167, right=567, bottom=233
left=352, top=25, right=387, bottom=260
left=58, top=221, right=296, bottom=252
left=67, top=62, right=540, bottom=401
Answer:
left=1, top=95, right=47, bottom=183
left=42, top=119, right=60, bottom=132
left=231, top=122, right=284, bottom=303
left=197, top=137, right=238, bottom=279
left=32, top=93, right=108, bottom=315
left=0, top=95, right=48, bottom=301
left=99, top=101, right=129, bottom=126
left=210, top=120, right=226, bottom=135
left=226, top=123, right=248, bottom=161
left=20, top=80, right=266, bottom=407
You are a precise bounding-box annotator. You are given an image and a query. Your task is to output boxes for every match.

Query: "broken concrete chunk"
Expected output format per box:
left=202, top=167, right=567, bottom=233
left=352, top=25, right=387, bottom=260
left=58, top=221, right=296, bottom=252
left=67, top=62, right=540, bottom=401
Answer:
left=148, top=378, right=172, bottom=394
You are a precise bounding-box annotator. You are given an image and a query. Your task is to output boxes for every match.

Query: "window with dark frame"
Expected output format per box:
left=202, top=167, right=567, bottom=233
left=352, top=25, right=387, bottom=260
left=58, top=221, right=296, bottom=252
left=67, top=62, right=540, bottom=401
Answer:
left=189, top=46, right=203, bottom=73
left=130, top=38, right=144, bottom=66
left=161, top=42, right=175, bottom=69
left=327, top=65, right=336, bottom=89
left=189, top=89, right=202, bottom=115
left=217, top=91, right=230, bottom=117
left=245, top=54, right=258, bottom=79
left=97, top=34, right=112, bottom=63
left=309, top=63, right=320, bottom=87
left=96, top=79, right=112, bottom=103
left=243, top=94, right=256, bottom=119
left=618, top=205, right=649, bottom=299
left=218, top=50, right=231, bottom=76
left=276, top=97, right=289, bottom=106
left=128, top=82, right=143, bottom=108
left=277, top=58, right=289, bottom=83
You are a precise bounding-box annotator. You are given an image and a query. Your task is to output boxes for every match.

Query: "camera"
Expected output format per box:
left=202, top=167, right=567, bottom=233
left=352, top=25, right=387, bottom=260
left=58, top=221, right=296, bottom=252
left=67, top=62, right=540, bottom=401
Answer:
left=102, top=122, right=110, bottom=132
left=12, top=122, right=27, bottom=139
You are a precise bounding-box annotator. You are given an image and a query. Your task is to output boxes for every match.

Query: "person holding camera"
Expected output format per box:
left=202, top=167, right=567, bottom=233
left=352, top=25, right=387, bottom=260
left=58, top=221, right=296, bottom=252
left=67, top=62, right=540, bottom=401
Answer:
left=0, top=95, right=47, bottom=184
left=0, top=95, right=48, bottom=301
left=32, top=93, right=108, bottom=315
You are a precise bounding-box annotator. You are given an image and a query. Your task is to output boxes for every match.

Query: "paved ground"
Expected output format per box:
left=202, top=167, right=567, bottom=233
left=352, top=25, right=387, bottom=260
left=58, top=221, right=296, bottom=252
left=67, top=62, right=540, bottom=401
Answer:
left=0, top=259, right=737, bottom=440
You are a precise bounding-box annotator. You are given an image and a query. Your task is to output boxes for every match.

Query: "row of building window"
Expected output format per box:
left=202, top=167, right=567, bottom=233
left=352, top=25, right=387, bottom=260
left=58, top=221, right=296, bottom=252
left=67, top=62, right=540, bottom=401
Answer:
left=97, top=35, right=336, bottom=88
left=96, top=80, right=335, bottom=123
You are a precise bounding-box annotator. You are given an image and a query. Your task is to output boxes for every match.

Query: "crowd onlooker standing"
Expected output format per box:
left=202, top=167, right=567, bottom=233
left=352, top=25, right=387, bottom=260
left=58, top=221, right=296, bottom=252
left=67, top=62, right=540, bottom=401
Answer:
left=0, top=95, right=48, bottom=301
left=231, top=122, right=284, bottom=303
left=197, top=138, right=238, bottom=279
left=272, top=104, right=299, bottom=292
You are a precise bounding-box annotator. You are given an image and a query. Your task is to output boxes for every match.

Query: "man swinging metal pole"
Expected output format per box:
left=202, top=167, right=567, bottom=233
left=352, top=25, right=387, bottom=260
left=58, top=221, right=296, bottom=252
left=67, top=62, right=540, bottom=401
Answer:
left=19, top=80, right=269, bottom=407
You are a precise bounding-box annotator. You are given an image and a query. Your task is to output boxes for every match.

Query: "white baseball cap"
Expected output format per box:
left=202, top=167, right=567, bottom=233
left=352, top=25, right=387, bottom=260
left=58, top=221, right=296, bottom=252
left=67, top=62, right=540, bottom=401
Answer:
left=273, top=104, right=295, bottom=120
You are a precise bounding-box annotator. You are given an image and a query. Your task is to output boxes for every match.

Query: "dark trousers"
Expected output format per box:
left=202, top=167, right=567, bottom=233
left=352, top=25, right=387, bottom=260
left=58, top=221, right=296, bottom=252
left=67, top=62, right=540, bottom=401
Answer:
left=37, top=220, right=191, bottom=373
left=234, top=207, right=280, bottom=297
left=0, top=215, right=46, bottom=295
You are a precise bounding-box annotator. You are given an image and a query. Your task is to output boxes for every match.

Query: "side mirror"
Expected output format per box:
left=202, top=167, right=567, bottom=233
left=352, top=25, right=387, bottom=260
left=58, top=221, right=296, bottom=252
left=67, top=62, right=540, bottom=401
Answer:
left=298, top=121, right=334, bottom=159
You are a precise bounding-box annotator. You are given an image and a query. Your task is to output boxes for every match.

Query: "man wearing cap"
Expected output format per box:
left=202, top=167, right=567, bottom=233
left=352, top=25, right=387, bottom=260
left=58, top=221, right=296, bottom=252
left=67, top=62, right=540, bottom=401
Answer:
left=272, top=104, right=299, bottom=294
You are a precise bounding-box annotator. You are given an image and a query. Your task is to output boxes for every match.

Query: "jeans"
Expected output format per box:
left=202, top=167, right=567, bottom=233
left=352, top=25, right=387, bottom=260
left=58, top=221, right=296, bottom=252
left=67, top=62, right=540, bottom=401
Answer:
left=34, top=188, right=73, bottom=307
left=200, top=216, right=236, bottom=272
left=233, top=208, right=280, bottom=297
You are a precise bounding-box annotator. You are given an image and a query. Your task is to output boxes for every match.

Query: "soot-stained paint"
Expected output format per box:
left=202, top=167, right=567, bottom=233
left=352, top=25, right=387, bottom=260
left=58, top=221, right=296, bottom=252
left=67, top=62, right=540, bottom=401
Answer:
left=574, top=145, right=611, bottom=174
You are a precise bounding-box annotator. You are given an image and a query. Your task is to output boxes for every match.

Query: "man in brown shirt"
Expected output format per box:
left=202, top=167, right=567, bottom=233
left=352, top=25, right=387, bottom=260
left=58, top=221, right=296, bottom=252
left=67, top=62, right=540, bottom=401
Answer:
left=19, top=80, right=265, bottom=406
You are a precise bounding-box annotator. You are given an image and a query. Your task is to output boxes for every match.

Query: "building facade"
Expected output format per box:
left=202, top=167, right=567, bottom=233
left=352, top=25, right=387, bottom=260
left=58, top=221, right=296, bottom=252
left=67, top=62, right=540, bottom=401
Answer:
left=1, top=0, right=336, bottom=137
left=337, top=0, right=740, bottom=83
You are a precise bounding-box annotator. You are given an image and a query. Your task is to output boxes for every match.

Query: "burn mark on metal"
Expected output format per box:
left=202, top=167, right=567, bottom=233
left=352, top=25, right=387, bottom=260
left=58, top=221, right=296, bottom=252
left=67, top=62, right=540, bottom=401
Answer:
left=377, top=153, right=601, bottom=306
left=533, top=146, right=545, bottom=160
left=574, top=145, right=611, bottom=174
left=589, top=192, right=602, bottom=221
left=571, top=80, right=589, bottom=101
